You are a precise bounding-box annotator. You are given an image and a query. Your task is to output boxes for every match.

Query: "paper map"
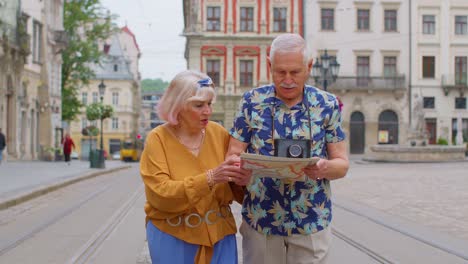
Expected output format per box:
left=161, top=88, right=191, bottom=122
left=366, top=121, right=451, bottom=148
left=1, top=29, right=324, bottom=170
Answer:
left=240, top=153, right=320, bottom=181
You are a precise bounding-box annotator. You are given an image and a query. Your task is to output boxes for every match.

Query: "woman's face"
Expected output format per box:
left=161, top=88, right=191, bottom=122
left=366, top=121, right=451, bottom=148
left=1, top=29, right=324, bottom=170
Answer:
left=178, top=99, right=213, bottom=131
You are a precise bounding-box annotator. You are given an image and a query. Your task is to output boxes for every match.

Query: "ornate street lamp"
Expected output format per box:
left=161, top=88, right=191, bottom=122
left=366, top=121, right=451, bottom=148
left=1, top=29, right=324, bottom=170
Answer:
left=311, top=49, right=340, bottom=91
left=98, top=79, right=106, bottom=168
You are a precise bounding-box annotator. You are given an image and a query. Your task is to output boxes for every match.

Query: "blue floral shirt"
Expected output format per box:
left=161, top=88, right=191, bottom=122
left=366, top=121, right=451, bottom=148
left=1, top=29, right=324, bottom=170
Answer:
left=230, top=84, right=345, bottom=236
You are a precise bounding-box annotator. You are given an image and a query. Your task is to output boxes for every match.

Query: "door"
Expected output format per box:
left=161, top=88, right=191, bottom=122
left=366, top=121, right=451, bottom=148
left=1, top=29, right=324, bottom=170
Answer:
left=378, top=110, right=399, bottom=144
left=425, top=118, right=437, bottom=144
left=350, top=111, right=365, bottom=154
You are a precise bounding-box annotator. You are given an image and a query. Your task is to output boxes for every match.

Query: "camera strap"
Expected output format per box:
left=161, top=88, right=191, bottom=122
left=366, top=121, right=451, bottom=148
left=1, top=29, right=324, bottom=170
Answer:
left=270, top=90, right=313, bottom=153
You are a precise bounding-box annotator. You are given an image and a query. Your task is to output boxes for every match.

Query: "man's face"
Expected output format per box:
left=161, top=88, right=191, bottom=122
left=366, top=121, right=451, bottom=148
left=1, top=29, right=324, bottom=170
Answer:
left=268, top=52, right=312, bottom=106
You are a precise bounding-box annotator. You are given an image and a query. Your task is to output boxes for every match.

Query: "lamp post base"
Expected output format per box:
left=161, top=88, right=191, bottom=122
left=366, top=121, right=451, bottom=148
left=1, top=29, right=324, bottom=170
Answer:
left=90, top=149, right=106, bottom=169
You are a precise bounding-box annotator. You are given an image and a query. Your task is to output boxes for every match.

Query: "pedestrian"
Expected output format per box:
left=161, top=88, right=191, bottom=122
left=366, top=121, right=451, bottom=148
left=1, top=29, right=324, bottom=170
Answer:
left=140, top=70, right=251, bottom=264
left=227, top=33, right=349, bottom=264
left=62, top=133, right=75, bottom=165
left=0, top=128, right=5, bottom=164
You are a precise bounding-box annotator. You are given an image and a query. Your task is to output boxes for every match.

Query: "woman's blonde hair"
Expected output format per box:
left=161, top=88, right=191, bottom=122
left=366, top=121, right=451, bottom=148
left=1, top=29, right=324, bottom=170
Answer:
left=157, top=70, right=216, bottom=125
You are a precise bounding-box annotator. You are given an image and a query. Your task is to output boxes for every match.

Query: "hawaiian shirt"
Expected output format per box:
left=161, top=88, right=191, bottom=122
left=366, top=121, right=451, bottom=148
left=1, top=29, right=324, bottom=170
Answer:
left=230, top=84, right=345, bottom=236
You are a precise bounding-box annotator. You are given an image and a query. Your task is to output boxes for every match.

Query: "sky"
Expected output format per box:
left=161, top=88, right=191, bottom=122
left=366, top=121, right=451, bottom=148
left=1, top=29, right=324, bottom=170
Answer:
left=100, top=0, right=186, bottom=81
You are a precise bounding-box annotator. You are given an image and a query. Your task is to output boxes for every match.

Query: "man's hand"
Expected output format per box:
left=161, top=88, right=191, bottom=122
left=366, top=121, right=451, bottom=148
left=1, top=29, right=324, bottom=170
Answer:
left=303, top=159, right=328, bottom=180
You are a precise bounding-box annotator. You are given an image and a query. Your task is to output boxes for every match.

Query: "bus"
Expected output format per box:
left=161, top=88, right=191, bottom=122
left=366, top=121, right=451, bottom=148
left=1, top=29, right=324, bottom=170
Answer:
left=120, top=138, right=143, bottom=162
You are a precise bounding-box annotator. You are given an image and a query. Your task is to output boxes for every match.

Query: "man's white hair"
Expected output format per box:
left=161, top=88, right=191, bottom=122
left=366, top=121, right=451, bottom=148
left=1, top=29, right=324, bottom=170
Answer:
left=269, top=33, right=310, bottom=66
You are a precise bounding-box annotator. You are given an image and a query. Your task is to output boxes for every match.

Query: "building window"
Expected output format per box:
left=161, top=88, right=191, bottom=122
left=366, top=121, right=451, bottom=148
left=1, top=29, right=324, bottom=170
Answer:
left=207, top=59, right=220, bottom=87
left=112, top=92, right=119, bottom=105
left=82, top=92, right=88, bottom=105
left=455, top=56, right=467, bottom=85
left=92, top=92, right=98, bottom=103
left=357, top=56, right=370, bottom=86
left=463, top=119, right=468, bottom=142
left=455, top=97, right=467, bottom=109
left=90, top=120, right=97, bottom=127
left=422, top=56, right=435, bottom=78
left=112, top=117, right=119, bottom=129
left=384, top=10, right=397, bottom=32
left=113, top=64, right=118, bottom=72
left=455, top=16, right=467, bottom=35
left=423, top=15, right=435, bottom=35
left=383, top=56, right=397, bottom=77
left=32, top=20, right=43, bottom=63
left=239, top=60, right=253, bottom=87
left=240, top=7, right=254, bottom=32
left=81, top=119, right=87, bottom=130
left=321, top=8, right=334, bottom=30
left=207, top=6, right=221, bottom=31
left=357, top=9, right=370, bottom=31
left=423, top=97, right=435, bottom=109
left=273, top=7, right=287, bottom=32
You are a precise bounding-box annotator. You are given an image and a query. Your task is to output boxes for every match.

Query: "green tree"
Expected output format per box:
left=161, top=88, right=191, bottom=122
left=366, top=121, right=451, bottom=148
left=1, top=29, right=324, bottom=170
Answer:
left=61, top=0, right=117, bottom=122
left=141, top=78, right=169, bottom=92
left=86, top=103, right=114, bottom=121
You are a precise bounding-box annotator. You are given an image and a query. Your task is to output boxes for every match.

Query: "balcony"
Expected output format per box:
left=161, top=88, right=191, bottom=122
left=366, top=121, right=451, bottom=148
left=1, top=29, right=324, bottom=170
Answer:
left=441, top=74, right=467, bottom=96
left=329, top=75, right=406, bottom=92
left=18, top=32, right=30, bottom=56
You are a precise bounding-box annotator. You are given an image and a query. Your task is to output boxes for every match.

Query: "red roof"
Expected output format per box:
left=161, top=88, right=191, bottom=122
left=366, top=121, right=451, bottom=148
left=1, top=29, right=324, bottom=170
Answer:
left=121, top=26, right=140, bottom=53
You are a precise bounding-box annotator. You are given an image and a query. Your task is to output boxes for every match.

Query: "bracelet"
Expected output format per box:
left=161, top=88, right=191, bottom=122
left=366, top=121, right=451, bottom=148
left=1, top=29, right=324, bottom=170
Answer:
left=207, top=169, right=214, bottom=189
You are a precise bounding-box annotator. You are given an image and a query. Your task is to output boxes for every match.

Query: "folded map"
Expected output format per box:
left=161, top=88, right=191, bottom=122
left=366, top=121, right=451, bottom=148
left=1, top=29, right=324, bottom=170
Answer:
left=240, top=153, right=320, bottom=181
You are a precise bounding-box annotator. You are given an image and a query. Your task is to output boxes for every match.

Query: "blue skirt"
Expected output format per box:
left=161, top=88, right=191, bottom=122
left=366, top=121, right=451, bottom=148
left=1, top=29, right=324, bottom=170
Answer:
left=146, top=221, right=238, bottom=264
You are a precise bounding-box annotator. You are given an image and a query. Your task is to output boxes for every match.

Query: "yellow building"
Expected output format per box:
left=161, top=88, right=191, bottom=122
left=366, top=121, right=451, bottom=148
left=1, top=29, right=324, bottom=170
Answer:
left=70, top=27, right=141, bottom=160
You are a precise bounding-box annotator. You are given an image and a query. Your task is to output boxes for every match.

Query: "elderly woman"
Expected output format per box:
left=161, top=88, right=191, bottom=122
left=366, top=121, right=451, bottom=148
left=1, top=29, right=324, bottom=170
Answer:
left=140, top=70, right=251, bottom=264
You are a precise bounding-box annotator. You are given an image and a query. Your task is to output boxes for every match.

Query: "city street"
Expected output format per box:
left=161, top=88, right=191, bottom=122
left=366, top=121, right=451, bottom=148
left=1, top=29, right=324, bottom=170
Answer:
left=1, top=158, right=467, bottom=263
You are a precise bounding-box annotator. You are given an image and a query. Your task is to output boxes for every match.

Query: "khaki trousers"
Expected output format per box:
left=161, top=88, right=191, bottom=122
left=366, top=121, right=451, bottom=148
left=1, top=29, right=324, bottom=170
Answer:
left=240, top=220, right=331, bottom=264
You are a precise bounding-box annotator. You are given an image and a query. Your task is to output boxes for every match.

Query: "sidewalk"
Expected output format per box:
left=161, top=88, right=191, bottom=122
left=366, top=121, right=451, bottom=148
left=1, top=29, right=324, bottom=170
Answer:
left=0, top=159, right=131, bottom=210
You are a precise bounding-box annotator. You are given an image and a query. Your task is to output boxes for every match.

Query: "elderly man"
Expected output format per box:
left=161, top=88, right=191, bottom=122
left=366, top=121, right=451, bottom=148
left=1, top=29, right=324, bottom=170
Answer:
left=227, top=33, right=349, bottom=264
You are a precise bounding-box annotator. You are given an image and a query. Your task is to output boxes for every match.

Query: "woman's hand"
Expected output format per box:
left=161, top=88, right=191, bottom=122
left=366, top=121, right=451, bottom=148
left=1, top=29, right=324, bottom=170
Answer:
left=212, top=155, right=252, bottom=186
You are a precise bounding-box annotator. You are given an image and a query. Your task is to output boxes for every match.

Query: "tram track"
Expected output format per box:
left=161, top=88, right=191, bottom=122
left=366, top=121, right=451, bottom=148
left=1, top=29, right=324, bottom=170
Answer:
left=333, top=201, right=468, bottom=263
left=0, top=183, right=113, bottom=256
left=331, top=227, right=395, bottom=264
left=70, top=184, right=144, bottom=264
left=0, top=166, right=144, bottom=263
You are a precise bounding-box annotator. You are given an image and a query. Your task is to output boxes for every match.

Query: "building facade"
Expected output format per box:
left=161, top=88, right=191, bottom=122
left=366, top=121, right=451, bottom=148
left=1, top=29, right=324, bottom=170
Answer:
left=413, top=0, right=468, bottom=146
left=183, top=0, right=304, bottom=127
left=0, top=0, right=65, bottom=161
left=184, top=0, right=468, bottom=154
left=69, top=28, right=141, bottom=159
left=305, top=0, right=411, bottom=154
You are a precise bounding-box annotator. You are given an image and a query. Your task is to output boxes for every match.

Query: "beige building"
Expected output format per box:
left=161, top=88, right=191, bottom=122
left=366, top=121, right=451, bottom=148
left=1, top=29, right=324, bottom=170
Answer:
left=305, top=0, right=411, bottom=154
left=413, top=0, right=468, bottom=146
left=0, top=0, right=65, bottom=161
left=70, top=28, right=141, bottom=159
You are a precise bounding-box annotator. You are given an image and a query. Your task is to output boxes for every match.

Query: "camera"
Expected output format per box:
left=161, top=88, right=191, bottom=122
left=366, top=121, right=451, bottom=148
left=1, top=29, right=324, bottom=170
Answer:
left=274, top=139, right=311, bottom=158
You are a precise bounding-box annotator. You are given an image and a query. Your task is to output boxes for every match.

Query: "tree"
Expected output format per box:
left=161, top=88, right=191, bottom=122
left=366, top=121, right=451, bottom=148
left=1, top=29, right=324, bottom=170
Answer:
left=141, top=78, right=169, bottom=92
left=86, top=103, right=114, bottom=121
left=61, top=0, right=117, bottom=122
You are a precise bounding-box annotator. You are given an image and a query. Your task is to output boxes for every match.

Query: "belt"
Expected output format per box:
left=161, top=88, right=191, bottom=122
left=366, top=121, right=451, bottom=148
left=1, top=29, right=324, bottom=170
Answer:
left=166, top=205, right=232, bottom=228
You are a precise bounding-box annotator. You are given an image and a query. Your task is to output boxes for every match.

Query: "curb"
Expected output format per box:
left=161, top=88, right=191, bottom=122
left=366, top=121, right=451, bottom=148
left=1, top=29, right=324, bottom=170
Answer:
left=0, top=165, right=131, bottom=210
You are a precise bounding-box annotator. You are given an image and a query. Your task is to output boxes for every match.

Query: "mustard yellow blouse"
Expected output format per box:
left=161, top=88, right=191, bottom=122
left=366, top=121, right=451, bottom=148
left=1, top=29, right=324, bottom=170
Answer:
left=140, top=121, right=244, bottom=264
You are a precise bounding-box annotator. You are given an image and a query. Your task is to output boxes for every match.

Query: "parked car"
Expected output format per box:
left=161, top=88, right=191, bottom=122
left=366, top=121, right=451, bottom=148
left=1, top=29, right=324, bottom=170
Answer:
left=112, top=152, right=121, bottom=160
left=70, top=151, right=79, bottom=159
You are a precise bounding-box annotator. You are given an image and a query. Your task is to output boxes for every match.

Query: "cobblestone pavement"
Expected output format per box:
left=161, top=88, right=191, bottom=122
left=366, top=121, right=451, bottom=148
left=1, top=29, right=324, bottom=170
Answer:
left=332, top=159, right=468, bottom=241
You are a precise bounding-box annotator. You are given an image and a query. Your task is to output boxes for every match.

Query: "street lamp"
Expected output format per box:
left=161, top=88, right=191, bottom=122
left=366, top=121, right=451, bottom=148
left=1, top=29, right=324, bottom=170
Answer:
left=98, top=79, right=106, bottom=168
left=311, top=49, right=340, bottom=91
